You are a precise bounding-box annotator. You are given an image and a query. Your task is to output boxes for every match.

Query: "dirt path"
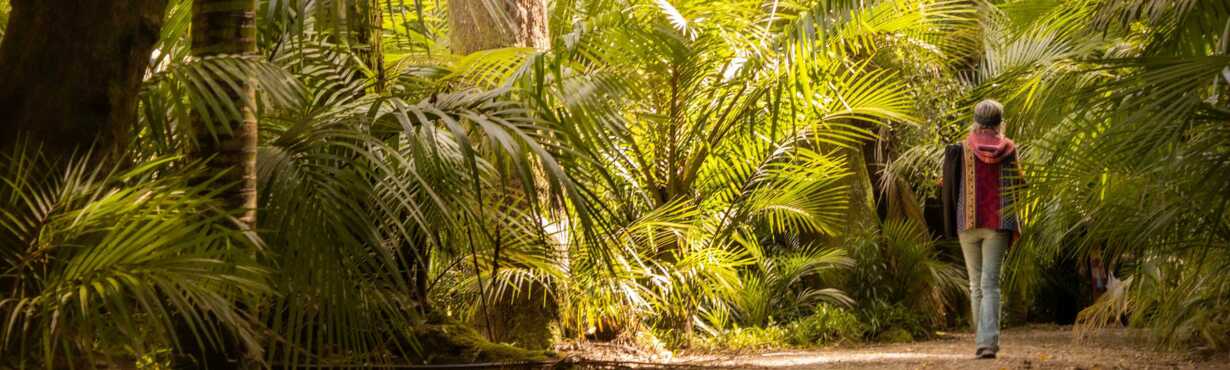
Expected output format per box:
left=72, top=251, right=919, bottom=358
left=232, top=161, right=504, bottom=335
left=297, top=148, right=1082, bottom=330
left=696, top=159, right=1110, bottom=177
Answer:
left=567, top=325, right=1229, bottom=369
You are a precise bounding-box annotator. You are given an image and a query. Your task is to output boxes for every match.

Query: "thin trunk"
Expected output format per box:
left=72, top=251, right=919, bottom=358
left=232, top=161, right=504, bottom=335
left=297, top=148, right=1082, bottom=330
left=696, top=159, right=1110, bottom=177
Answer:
left=175, top=3, right=259, bottom=368
left=348, top=0, right=385, bottom=91
left=402, top=229, right=432, bottom=314
left=885, top=176, right=926, bottom=223
left=0, top=0, right=167, bottom=162
left=866, top=135, right=925, bottom=224
left=843, top=146, right=879, bottom=236
left=192, top=0, right=259, bottom=227
left=447, top=0, right=548, bottom=54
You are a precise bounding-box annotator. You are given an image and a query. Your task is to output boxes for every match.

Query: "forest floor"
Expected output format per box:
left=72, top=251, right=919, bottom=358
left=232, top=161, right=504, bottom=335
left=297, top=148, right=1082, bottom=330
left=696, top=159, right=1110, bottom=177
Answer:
left=562, top=324, right=1230, bottom=369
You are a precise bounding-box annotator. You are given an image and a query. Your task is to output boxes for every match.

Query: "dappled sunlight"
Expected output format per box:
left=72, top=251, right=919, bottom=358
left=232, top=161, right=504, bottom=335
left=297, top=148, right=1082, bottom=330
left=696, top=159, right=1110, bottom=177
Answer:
left=563, top=327, right=1220, bottom=369
left=729, top=351, right=966, bottom=367
left=1, top=0, right=1227, bottom=368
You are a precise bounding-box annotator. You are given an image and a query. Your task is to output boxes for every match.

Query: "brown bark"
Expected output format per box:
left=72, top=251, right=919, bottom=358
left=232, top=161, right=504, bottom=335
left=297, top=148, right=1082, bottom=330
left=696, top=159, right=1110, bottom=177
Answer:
left=169, top=2, right=260, bottom=369
left=192, top=0, right=259, bottom=227
left=447, top=0, right=548, bottom=54
left=0, top=0, right=168, bottom=161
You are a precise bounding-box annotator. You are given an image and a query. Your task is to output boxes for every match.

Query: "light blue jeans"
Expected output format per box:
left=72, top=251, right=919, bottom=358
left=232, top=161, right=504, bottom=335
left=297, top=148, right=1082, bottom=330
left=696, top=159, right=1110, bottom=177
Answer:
left=959, top=228, right=1008, bottom=353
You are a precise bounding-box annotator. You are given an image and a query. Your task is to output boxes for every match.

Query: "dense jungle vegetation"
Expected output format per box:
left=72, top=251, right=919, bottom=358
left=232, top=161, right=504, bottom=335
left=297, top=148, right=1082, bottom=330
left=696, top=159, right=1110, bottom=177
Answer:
left=0, top=0, right=1228, bottom=368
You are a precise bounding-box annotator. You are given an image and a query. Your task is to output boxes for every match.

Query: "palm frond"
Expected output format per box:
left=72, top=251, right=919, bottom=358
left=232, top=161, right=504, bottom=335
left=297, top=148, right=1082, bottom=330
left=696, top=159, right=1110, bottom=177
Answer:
left=0, top=149, right=268, bottom=369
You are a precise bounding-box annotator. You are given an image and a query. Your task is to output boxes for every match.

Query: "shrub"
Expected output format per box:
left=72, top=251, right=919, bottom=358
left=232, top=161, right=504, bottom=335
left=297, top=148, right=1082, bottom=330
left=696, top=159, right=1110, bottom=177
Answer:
left=859, top=301, right=931, bottom=341
left=698, top=326, right=790, bottom=352
left=787, top=305, right=867, bottom=346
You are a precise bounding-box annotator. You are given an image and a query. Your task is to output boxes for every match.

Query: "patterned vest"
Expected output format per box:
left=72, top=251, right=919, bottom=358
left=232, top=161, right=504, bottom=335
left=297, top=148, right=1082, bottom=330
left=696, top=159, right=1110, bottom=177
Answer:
left=955, top=143, right=1023, bottom=233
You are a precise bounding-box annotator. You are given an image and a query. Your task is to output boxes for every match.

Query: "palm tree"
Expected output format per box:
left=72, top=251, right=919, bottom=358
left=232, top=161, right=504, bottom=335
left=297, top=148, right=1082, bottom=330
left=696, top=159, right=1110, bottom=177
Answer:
left=12, top=0, right=1229, bottom=366
left=171, top=1, right=262, bottom=367
left=190, top=0, right=260, bottom=227
left=0, top=150, right=268, bottom=369
left=486, top=0, right=975, bottom=342
left=1014, top=1, right=1230, bottom=348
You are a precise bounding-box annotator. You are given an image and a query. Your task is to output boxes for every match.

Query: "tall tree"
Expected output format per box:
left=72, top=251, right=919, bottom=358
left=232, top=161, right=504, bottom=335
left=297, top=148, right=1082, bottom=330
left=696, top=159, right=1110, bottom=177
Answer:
left=192, top=0, right=259, bottom=227
left=447, top=0, right=548, bottom=54
left=0, top=0, right=168, bottom=161
left=445, top=0, right=551, bottom=346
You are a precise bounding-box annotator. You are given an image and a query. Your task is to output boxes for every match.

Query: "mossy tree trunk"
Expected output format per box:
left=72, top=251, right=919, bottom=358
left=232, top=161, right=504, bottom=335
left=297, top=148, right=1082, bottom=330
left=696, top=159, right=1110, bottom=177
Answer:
left=0, top=0, right=167, bottom=162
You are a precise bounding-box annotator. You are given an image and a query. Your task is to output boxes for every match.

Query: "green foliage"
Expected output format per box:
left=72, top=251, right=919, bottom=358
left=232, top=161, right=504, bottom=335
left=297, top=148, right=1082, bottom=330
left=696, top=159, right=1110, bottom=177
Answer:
left=842, top=219, right=966, bottom=328
left=527, top=0, right=976, bottom=346
left=410, top=316, right=552, bottom=364
left=786, top=305, right=867, bottom=346
left=7, top=0, right=1230, bottom=364
left=883, top=0, right=1230, bottom=350
left=858, top=301, right=931, bottom=342
left=972, top=0, right=1230, bottom=350
left=1076, top=254, right=1230, bottom=351
left=732, top=243, right=853, bottom=327
left=697, top=325, right=790, bottom=352
left=700, top=304, right=869, bottom=350
left=0, top=150, right=268, bottom=368
left=159, top=0, right=980, bottom=359
left=0, top=0, right=8, bottom=38
left=131, top=2, right=606, bottom=365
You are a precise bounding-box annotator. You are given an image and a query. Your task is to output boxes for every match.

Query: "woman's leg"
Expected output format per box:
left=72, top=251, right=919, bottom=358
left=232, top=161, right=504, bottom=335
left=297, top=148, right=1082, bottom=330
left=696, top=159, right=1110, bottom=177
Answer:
left=958, top=230, right=984, bottom=333
left=976, top=230, right=1009, bottom=353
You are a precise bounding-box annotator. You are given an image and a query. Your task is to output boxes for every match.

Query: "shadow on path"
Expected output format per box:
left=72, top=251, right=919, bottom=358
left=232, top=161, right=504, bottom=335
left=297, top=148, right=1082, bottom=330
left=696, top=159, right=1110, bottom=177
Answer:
left=565, top=325, right=1229, bottom=369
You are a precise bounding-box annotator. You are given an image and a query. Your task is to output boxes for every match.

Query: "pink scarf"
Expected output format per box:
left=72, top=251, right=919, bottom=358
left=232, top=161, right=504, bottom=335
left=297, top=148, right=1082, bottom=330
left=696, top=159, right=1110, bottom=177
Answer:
left=966, top=129, right=1015, bottom=164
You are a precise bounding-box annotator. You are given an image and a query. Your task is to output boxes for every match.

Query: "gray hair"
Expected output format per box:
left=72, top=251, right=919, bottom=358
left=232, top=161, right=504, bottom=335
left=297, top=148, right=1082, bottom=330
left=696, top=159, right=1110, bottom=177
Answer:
left=973, top=99, right=1004, bottom=133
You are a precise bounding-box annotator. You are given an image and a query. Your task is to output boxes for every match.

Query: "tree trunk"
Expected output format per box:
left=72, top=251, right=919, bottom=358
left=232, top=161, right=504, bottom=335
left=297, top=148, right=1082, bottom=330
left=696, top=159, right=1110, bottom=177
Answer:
left=0, top=0, right=167, bottom=162
left=446, top=0, right=552, bottom=344
left=842, top=146, right=880, bottom=236
left=865, top=137, right=925, bottom=224
left=174, top=4, right=260, bottom=368
left=348, top=0, right=385, bottom=91
left=192, top=0, right=259, bottom=227
left=447, top=0, right=548, bottom=54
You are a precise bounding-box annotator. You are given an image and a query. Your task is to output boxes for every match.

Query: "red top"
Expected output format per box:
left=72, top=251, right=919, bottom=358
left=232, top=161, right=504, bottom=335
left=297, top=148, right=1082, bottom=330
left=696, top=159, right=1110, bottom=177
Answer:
left=974, top=159, right=1001, bottom=230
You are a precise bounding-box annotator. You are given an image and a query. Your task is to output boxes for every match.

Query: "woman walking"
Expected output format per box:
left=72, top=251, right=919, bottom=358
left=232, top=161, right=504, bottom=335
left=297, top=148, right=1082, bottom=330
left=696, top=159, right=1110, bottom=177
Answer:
left=942, top=99, right=1023, bottom=359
